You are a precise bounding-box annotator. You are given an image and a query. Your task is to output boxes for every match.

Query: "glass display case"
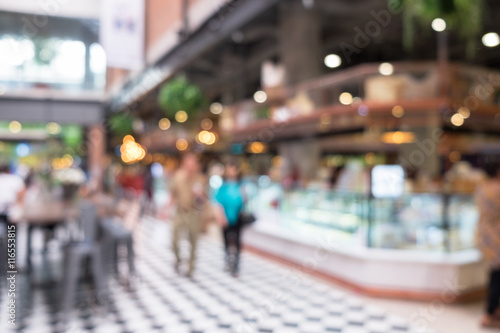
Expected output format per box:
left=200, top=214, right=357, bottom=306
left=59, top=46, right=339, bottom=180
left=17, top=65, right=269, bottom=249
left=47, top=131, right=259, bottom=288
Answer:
left=248, top=180, right=478, bottom=252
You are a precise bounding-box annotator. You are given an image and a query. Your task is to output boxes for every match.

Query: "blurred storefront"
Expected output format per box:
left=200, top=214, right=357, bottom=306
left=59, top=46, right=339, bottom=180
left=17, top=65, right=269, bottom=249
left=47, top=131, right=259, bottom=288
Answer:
left=2, top=0, right=500, bottom=301
left=0, top=9, right=106, bottom=195
left=98, top=0, right=500, bottom=300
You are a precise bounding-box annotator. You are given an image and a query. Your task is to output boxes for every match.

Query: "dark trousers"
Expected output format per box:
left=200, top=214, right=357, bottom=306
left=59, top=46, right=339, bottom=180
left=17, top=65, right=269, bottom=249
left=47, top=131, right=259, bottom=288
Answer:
left=487, top=269, right=500, bottom=315
left=0, top=214, right=8, bottom=228
left=0, top=214, right=11, bottom=275
left=223, top=224, right=242, bottom=270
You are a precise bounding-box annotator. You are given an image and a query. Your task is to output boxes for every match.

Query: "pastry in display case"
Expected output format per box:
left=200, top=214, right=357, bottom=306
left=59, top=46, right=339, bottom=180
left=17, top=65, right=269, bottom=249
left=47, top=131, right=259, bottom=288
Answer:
left=444, top=161, right=487, bottom=193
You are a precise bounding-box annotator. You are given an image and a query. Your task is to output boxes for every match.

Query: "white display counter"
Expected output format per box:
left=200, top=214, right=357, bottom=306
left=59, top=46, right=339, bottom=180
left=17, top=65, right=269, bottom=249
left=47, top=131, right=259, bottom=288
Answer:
left=243, top=211, right=487, bottom=302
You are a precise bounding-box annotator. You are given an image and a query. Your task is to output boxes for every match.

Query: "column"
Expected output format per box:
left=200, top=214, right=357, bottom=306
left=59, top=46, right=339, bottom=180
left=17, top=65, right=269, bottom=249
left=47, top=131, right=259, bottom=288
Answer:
left=87, top=124, right=106, bottom=192
left=398, top=112, right=442, bottom=180
left=279, top=0, right=322, bottom=86
left=278, top=0, right=323, bottom=182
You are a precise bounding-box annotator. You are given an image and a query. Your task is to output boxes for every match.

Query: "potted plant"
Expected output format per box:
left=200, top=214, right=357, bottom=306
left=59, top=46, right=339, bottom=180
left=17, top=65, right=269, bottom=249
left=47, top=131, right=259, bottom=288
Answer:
left=395, top=0, right=484, bottom=58
left=53, top=167, right=86, bottom=201
left=157, top=76, right=206, bottom=123
left=109, top=112, right=135, bottom=137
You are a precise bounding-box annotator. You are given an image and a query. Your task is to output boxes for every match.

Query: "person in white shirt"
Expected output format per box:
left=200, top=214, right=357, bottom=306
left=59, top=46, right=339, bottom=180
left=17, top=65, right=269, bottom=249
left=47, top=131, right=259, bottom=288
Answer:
left=0, top=164, right=26, bottom=227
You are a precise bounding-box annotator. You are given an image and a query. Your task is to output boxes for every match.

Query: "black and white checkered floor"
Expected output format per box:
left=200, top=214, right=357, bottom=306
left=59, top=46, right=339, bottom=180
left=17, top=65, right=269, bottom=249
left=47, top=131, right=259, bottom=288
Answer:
left=1, top=217, right=433, bottom=333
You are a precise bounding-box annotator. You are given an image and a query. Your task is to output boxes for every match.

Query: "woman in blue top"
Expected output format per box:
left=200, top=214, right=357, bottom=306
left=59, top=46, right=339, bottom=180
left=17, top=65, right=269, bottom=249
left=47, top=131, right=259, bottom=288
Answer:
left=214, top=161, right=244, bottom=275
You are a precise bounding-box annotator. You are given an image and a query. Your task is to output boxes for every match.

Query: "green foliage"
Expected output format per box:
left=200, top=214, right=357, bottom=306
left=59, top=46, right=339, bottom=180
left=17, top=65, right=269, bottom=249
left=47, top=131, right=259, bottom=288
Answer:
left=62, top=125, right=82, bottom=148
left=255, top=106, right=271, bottom=120
left=157, top=76, right=205, bottom=118
left=109, top=113, right=134, bottom=137
left=395, top=0, right=484, bottom=58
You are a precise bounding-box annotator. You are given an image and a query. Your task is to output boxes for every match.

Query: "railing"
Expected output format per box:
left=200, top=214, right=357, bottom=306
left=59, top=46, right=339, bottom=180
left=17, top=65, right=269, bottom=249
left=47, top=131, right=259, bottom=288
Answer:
left=228, top=61, right=500, bottom=130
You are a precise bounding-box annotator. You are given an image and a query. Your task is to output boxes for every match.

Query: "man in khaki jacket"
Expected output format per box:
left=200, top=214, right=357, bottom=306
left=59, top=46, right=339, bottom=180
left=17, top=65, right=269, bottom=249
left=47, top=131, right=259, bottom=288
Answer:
left=168, top=153, right=207, bottom=277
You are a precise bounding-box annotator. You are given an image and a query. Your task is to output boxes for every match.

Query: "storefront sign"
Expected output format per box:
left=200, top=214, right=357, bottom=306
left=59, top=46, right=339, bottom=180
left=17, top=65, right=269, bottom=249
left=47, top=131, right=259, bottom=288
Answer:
left=100, top=0, right=144, bottom=70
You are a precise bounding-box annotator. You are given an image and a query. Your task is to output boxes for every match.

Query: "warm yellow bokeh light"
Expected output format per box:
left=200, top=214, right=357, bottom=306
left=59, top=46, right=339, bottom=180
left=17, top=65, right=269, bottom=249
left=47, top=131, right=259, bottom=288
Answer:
left=381, top=131, right=416, bottom=144
left=63, top=154, right=74, bottom=165
left=197, top=130, right=217, bottom=145
left=392, top=105, right=405, bottom=118
left=248, top=142, right=267, bottom=154
left=120, top=137, right=146, bottom=164
left=159, top=118, right=171, bottom=130
left=205, top=132, right=217, bottom=145
left=176, top=138, right=189, bottom=151
left=451, top=113, right=464, bottom=126
left=272, top=156, right=283, bottom=167
left=339, top=92, right=353, bottom=105
left=9, top=121, right=22, bottom=133
left=201, top=118, right=213, bottom=130
left=46, top=122, right=61, bottom=135
left=458, top=107, right=470, bottom=119
left=123, top=135, right=135, bottom=143
left=52, top=155, right=74, bottom=170
left=197, top=130, right=211, bottom=144
left=175, top=110, right=188, bottom=123
left=210, top=102, right=223, bottom=115
left=393, top=131, right=404, bottom=144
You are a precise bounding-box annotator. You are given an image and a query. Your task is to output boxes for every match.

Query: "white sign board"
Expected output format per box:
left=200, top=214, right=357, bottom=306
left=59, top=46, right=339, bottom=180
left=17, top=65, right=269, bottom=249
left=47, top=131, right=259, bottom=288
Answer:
left=371, top=165, right=405, bottom=199
left=100, top=0, right=144, bottom=70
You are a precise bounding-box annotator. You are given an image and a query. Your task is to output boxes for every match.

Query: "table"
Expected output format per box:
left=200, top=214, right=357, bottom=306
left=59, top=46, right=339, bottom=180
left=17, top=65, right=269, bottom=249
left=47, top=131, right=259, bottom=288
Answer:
left=9, top=201, right=79, bottom=274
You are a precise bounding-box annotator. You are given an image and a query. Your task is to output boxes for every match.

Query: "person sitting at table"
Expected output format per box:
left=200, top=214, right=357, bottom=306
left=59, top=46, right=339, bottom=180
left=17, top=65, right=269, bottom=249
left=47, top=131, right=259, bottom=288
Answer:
left=0, top=164, right=25, bottom=228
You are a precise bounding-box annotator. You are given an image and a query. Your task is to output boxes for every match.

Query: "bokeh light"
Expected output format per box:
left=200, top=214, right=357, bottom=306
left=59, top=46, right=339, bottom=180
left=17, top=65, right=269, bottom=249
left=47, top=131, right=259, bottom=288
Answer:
left=46, top=122, right=61, bottom=135
left=123, top=135, right=135, bottom=143
left=16, top=143, right=30, bottom=157
left=158, top=118, right=171, bottom=130
left=201, top=118, right=213, bottom=130
left=324, top=54, right=341, bottom=68
left=482, top=32, right=500, bottom=47
left=379, top=62, right=394, bottom=76
left=392, top=105, right=405, bottom=118
left=176, top=138, right=189, bottom=151
left=197, top=130, right=217, bottom=145
left=358, top=105, right=369, bottom=116
left=458, top=107, right=470, bottom=119
left=248, top=142, right=267, bottom=154
left=210, top=102, right=223, bottom=114
left=431, top=18, right=446, bottom=32
left=120, top=135, right=146, bottom=164
left=253, top=90, right=267, bottom=103
left=451, top=113, right=464, bottom=126
left=9, top=121, right=22, bottom=133
left=175, top=110, right=188, bottom=123
left=339, top=92, right=353, bottom=105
